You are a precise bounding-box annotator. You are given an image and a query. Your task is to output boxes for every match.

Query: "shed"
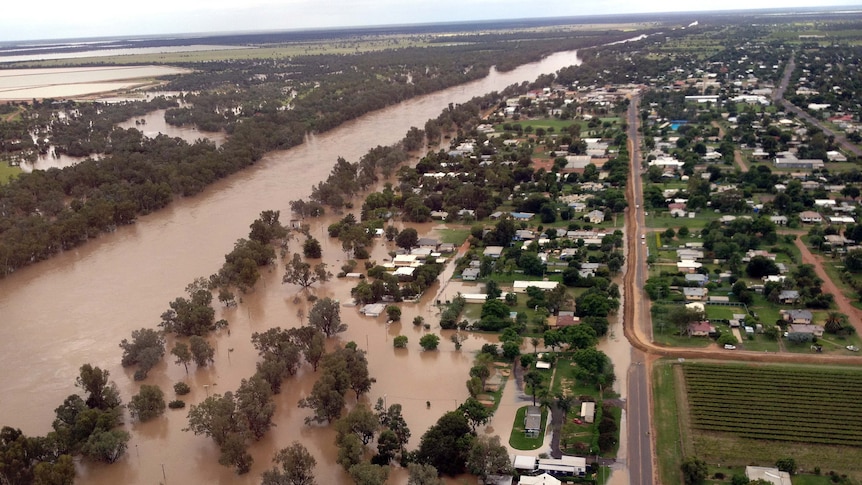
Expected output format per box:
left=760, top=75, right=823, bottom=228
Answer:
left=580, top=401, right=596, bottom=423
left=359, top=303, right=386, bottom=317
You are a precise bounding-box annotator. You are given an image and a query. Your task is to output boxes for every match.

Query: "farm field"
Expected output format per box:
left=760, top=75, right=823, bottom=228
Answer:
left=671, top=362, right=862, bottom=478
left=683, top=363, right=862, bottom=446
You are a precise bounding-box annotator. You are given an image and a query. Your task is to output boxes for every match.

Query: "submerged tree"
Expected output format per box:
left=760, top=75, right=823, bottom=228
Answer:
left=262, top=442, right=317, bottom=485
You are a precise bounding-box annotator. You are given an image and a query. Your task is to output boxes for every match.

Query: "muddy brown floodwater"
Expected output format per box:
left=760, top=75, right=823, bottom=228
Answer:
left=0, top=50, right=581, bottom=484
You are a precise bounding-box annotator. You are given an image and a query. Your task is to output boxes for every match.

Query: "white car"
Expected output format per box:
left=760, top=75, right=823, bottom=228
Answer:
left=724, top=344, right=736, bottom=350
left=847, top=345, right=860, bottom=352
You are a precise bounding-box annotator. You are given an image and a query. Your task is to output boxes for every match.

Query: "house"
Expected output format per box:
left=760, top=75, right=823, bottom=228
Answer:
left=484, top=246, right=504, bottom=259
left=778, top=290, right=800, bottom=304
left=417, top=237, right=440, bottom=249
left=781, top=309, right=813, bottom=324
left=688, top=321, right=716, bottom=337
left=745, top=466, right=792, bottom=485
left=462, top=268, right=480, bottom=281
left=394, top=267, right=416, bottom=279
left=438, top=243, right=456, bottom=253
left=554, top=312, right=580, bottom=328
left=537, top=456, right=587, bottom=477
left=513, top=281, right=560, bottom=293
left=514, top=229, right=535, bottom=241
left=569, top=202, right=587, bottom=212
left=524, top=406, right=542, bottom=437
left=800, top=211, right=823, bottom=223
left=585, top=210, right=605, bottom=224
left=677, top=249, right=704, bottom=261
left=393, top=254, right=419, bottom=267
left=580, top=401, right=596, bottom=423
left=519, top=473, right=561, bottom=485
left=359, top=303, right=386, bottom=317
left=559, top=248, right=578, bottom=260
left=677, top=260, right=703, bottom=273
left=510, top=212, right=535, bottom=221
left=513, top=455, right=538, bottom=472
left=770, top=215, right=788, bottom=225
left=685, top=273, right=709, bottom=286
left=683, top=287, right=709, bottom=301
left=788, top=324, right=824, bottom=338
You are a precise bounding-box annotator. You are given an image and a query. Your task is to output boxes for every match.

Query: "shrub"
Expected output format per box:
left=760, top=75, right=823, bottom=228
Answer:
left=174, top=382, right=191, bottom=395
left=393, top=335, right=408, bottom=348
left=168, top=400, right=186, bottom=409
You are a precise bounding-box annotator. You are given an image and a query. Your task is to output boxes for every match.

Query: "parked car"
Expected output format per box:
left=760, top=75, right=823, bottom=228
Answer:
left=847, top=345, right=860, bottom=352
left=724, top=344, right=736, bottom=350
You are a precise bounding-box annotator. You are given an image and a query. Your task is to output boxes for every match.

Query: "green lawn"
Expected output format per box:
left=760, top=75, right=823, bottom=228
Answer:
left=437, top=227, right=470, bottom=245
left=653, top=360, right=685, bottom=485
left=0, top=164, right=20, bottom=185
left=509, top=405, right=548, bottom=450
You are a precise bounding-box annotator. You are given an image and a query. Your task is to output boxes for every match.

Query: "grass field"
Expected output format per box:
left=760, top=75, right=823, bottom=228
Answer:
left=0, top=164, right=20, bottom=184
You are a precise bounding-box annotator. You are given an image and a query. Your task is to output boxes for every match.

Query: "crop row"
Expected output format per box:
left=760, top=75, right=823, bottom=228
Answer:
left=684, top=390, right=862, bottom=409
left=684, top=376, right=862, bottom=392
left=683, top=366, right=862, bottom=380
left=685, top=386, right=862, bottom=404
left=689, top=411, right=862, bottom=433
left=684, top=377, right=862, bottom=394
left=687, top=404, right=862, bottom=426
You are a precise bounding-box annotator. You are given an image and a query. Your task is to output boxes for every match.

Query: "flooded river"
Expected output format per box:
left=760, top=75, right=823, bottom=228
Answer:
left=0, top=50, right=581, bottom=484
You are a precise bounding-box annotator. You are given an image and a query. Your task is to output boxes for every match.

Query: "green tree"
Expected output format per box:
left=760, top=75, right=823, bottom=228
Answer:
left=407, top=463, right=443, bottom=485
left=185, top=392, right=245, bottom=447
left=564, top=324, right=598, bottom=350
left=417, top=411, right=474, bottom=476
left=348, top=463, right=389, bottom=485
left=458, top=397, right=491, bottom=431
left=393, top=335, right=408, bottom=348
left=524, top=371, right=544, bottom=406
left=298, top=372, right=346, bottom=424
left=171, top=342, right=193, bottom=374
left=283, top=253, right=331, bottom=289
left=303, top=237, right=322, bottom=258
left=466, top=435, right=512, bottom=483
left=681, top=456, right=708, bottom=485
left=33, top=454, right=75, bottom=485
left=308, top=298, right=347, bottom=337
left=386, top=305, right=402, bottom=321
left=395, top=228, right=419, bottom=250
left=118, top=328, right=165, bottom=380
left=419, top=334, right=440, bottom=351
left=375, top=429, right=400, bottom=464
left=335, top=405, right=379, bottom=446
left=76, top=364, right=121, bottom=411
left=261, top=442, right=317, bottom=485
left=236, top=375, right=275, bottom=440
left=189, top=336, right=215, bottom=367
left=776, top=457, right=797, bottom=475
left=80, top=429, right=129, bottom=464
left=159, top=285, right=216, bottom=336
left=375, top=400, right=411, bottom=453
left=336, top=434, right=363, bottom=470
left=128, top=384, right=166, bottom=422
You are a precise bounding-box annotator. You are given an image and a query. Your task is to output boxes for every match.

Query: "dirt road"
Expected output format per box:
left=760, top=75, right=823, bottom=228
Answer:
left=794, top=237, right=862, bottom=331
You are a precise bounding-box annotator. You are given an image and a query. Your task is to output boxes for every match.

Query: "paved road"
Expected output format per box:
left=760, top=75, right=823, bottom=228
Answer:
left=624, top=95, right=656, bottom=485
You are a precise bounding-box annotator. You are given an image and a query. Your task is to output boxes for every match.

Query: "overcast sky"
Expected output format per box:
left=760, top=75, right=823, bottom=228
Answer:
left=2, top=0, right=860, bottom=43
